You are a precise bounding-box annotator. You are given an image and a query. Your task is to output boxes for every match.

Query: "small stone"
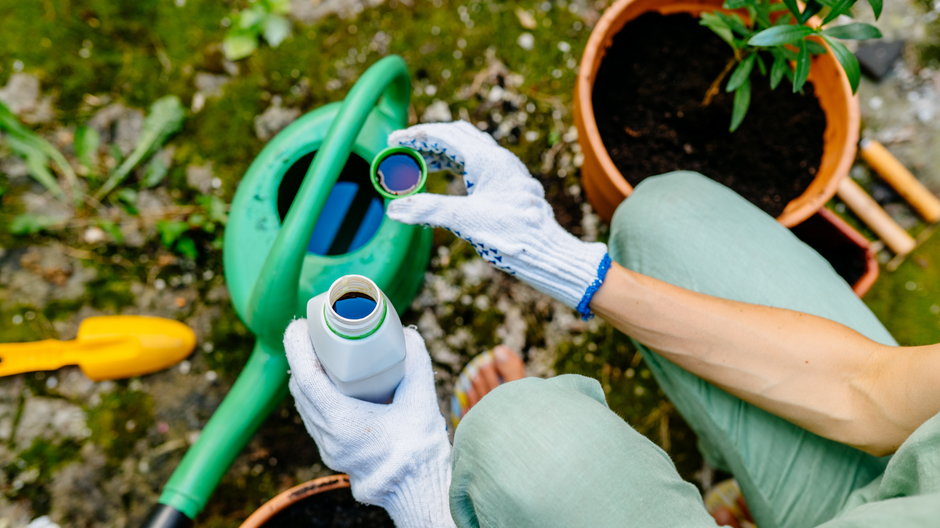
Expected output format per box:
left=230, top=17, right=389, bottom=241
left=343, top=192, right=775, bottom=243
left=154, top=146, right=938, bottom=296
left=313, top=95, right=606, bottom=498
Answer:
left=856, top=40, right=905, bottom=81
left=185, top=164, right=215, bottom=194
left=421, top=100, right=452, bottom=123
left=253, top=96, right=301, bottom=141
left=517, top=33, right=534, bottom=51
left=83, top=226, right=107, bottom=244
left=515, top=8, right=537, bottom=29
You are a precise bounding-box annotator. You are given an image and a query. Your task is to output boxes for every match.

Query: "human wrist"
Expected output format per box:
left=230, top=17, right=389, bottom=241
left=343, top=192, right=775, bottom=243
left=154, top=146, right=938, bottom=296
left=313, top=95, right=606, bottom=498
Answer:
left=381, top=448, right=456, bottom=528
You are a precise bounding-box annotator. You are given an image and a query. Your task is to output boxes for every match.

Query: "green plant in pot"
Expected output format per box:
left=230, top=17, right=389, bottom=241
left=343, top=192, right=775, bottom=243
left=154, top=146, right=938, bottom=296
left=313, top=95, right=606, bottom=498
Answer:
left=700, top=0, right=883, bottom=131
left=575, top=0, right=883, bottom=227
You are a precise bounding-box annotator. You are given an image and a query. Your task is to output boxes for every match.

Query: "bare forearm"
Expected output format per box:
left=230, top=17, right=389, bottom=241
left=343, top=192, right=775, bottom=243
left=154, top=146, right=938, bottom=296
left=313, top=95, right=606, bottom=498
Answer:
left=590, top=262, right=939, bottom=455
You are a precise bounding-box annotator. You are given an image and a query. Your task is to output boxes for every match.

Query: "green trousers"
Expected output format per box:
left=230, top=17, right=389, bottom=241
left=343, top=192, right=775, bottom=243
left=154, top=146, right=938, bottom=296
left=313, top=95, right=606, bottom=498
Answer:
left=449, top=172, right=940, bottom=527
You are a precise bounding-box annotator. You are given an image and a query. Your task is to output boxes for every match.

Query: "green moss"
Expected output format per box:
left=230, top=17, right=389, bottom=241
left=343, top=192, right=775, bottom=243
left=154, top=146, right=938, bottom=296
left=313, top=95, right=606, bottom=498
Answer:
left=2, top=437, right=82, bottom=516
left=864, top=231, right=940, bottom=345
left=85, top=274, right=135, bottom=313
left=84, top=389, right=154, bottom=464
left=0, top=304, right=50, bottom=343
left=0, top=0, right=228, bottom=118
left=204, top=303, right=254, bottom=378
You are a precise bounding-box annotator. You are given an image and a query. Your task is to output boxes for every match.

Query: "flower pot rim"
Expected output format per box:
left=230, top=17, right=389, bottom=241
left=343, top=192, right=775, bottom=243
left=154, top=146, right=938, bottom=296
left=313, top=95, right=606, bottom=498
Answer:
left=575, top=0, right=861, bottom=227
left=239, top=474, right=351, bottom=528
left=812, top=208, right=880, bottom=296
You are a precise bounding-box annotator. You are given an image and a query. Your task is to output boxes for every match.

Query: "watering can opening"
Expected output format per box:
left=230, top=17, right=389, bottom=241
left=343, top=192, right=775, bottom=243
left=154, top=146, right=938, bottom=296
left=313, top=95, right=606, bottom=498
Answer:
left=277, top=151, right=384, bottom=256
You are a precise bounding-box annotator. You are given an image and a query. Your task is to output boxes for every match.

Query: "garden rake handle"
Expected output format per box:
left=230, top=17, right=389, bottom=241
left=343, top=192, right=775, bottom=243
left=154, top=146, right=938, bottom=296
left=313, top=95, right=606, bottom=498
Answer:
left=860, top=139, right=940, bottom=224
left=837, top=177, right=917, bottom=256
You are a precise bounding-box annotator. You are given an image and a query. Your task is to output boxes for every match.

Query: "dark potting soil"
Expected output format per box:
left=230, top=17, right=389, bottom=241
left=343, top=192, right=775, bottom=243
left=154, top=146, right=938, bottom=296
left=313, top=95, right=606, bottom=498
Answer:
left=592, top=12, right=827, bottom=218
left=262, top=487, right=394, bottom=528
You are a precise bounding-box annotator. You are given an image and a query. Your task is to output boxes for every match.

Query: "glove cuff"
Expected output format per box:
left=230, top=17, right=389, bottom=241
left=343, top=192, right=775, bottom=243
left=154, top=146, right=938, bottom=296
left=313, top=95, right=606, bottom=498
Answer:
left=381, top=448, right=456, bottom=528
left=513, top=228, right=610, bottom=317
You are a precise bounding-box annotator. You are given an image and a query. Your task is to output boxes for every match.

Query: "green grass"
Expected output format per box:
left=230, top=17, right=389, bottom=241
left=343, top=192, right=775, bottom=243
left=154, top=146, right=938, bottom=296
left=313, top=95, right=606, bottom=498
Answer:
left=864, top=231, right=940, bottom=345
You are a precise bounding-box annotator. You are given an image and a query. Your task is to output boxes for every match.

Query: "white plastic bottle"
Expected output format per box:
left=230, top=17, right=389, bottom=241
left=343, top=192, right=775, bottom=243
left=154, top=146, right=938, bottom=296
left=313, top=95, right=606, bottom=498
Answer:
left=306, top=274, right=406, bottom=403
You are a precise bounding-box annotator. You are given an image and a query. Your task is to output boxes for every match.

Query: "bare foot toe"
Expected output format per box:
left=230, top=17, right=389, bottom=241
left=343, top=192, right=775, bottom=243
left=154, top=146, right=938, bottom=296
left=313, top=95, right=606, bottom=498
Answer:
left=452, top=346, right=525, bottom=427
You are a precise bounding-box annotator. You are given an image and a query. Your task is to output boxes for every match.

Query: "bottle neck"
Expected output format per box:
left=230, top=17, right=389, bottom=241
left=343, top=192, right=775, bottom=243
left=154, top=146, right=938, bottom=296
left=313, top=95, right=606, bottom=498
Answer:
left=322, top=275, right=387, bottom=339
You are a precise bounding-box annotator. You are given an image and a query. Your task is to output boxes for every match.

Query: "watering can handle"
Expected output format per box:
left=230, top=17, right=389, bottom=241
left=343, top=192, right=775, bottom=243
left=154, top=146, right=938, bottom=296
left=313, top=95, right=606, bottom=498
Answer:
left=245, top=55, right=411, bottom=341
left=142, top=58, right=411, bottom=527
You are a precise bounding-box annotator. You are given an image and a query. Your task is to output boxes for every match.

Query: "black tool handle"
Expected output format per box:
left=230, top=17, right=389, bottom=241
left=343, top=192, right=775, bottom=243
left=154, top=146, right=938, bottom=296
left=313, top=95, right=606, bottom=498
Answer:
left=141, top=504, right=194, bottom=528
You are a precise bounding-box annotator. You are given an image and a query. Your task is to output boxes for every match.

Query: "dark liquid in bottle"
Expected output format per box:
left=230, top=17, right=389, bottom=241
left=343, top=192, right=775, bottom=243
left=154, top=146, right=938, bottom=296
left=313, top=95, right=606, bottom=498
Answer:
left=332, top=292, right=378, bottom=320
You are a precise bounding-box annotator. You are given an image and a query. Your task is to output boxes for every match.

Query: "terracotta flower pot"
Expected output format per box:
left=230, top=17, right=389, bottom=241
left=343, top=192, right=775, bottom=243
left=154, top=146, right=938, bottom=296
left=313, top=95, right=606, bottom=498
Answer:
left=239, top=474, right=392, bottom=527
left=574, top=0, right=860, bottom=227
left=790, top=208, right=879, bottom=297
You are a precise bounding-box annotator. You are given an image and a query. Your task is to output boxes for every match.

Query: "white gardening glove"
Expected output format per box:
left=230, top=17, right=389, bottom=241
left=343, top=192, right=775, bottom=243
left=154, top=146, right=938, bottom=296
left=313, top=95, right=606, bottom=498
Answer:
left=387, top=121, right=611, bottom=318
left=284, top=320, right=456, bottom=528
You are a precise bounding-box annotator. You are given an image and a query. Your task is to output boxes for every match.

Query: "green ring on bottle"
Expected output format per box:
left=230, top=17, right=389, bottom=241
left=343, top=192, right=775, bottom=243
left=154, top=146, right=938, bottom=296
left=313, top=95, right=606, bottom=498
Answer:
left=370, top=146, right=428, bottom=199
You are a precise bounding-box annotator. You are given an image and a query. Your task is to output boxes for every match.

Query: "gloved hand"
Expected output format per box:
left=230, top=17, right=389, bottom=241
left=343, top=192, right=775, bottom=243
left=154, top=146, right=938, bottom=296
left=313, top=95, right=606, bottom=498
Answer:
left=284, top=320, right=456, bottom=528
left=386, top=121, right=610, bottom=318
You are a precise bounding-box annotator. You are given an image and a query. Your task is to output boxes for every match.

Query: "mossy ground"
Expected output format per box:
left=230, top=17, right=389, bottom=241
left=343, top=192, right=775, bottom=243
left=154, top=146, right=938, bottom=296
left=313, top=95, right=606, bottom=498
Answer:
left=0, top=0, right=938, bottom=525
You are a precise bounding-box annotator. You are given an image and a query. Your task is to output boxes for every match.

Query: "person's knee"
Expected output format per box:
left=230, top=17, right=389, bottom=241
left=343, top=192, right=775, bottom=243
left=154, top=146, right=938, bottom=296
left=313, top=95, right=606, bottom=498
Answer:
left=610, top=171, right=720, bottom=234
left=609, top=171, right=719, bottom=264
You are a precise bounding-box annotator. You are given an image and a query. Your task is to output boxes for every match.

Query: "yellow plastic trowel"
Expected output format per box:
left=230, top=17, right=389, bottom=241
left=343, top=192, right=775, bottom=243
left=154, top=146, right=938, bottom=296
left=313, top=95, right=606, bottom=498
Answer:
left=0, top=315, right=196, bottom=380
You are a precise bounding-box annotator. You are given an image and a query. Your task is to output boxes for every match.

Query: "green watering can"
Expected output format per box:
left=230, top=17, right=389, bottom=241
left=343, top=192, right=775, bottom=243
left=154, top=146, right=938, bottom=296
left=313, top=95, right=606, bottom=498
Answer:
left=142, top=55, right=432, bottom=527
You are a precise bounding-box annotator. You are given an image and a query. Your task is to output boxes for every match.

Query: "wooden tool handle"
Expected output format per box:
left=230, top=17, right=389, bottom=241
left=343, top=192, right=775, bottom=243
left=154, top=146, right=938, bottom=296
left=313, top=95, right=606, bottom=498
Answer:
left=837, top=178, right=917, bottom=256
left=860, top=139, right=940, bottom=223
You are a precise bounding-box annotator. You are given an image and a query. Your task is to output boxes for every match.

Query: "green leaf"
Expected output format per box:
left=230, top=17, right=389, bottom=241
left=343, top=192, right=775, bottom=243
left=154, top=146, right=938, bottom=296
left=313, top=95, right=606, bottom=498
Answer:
left=237, top=5, right=267, bottom=30
left=729, top=78, right=751, bottom=132
left=793, top=40, right=811, bottom=92
left=770, top=52, right=788, bottom=89
left=74, top=125, right=100, bottom=172
left=9, top=213, right=57, bottom=235
left=782, top=0, right=802, bottom=18
left=799, top=0, right=823, bottom=23
left=755, top=53, right=767, bottom=76
left=822, top=0, right=854, bottom=24
left=806, top=40, right=828, bottom=54
left=0, top=100, right=76, bottom=200
left=95, top=95, right=185, bottom=200
left=753, top=1, right=772, bottom=27
left=717, top=12, right=750, bottom=36
left=262, top=14, right=290, bottom=47
left=823, top=23, right=882, bottom=40
left=115, top=187, right=139, bottom=215
left=727, top=54, right=756, bottom=92
left=175, top=237, right=198, bottom=260
left=868, top=0, right=883, bottom=19
left=156, top=219, right=190, bottom=247
left=700, top=12, right=735, bottom=49
left=223, top=31, right=258, bottom=61
left=722, top=0, right=749, bottom=8
left=269, top=0, right=292, bottom=15
left=196, top=194, right=229, bottom=224
left=748, top=25, right=814, bottom=46
left=822, top=34, right=861, bottom=92
left=97, top=219, right=124, bottom=244
left=142, top=156, right=169, bottom=188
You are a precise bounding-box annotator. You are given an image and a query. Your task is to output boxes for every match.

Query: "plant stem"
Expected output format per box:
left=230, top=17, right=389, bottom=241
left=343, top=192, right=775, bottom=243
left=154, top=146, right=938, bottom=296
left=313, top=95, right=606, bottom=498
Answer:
left=702, top=57, right=738, bottom=107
